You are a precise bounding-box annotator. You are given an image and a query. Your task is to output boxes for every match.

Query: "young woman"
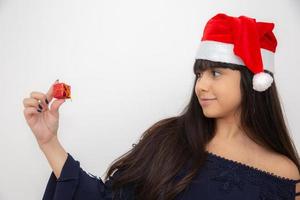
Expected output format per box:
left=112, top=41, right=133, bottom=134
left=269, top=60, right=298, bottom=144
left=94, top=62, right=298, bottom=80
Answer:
left=23, top=13, right=300, bottom=200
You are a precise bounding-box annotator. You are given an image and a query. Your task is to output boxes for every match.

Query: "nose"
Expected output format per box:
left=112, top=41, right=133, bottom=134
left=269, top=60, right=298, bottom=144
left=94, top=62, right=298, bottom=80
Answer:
left=197, top=72, right=211, bottom=91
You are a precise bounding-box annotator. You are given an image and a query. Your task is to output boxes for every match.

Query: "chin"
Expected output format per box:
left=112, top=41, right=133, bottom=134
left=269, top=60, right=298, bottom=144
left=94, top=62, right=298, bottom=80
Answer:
left=202, top=111, right=217, bottom=118
left=202, top=108, right=222, bottom=118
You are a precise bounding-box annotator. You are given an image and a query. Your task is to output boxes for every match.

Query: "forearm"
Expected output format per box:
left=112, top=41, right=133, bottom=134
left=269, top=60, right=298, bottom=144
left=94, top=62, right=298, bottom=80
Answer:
left=39, top=136, right=68, bottom=179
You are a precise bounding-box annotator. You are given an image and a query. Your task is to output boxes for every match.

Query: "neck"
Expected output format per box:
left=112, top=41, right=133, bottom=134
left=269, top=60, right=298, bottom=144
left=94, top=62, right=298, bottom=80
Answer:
left=214, top=111, right=243, bottom=141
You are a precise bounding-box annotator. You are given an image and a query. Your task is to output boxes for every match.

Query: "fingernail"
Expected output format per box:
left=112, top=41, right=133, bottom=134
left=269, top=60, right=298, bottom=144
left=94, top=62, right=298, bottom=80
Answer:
left=38, top=104, right=43, bottom=110
left=37, top=109, right=42, bottom=113
left=45, top=98, right=49, bottom=104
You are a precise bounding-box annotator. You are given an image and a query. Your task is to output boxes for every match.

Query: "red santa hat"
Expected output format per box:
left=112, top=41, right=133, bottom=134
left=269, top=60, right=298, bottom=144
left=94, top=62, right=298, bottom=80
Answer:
left=195, top=13, right=277, bottom=92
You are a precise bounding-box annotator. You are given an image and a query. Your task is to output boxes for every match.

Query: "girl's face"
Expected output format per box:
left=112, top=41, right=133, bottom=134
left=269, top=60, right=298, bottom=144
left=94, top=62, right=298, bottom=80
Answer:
left=194, top=67, right=242, bottom=118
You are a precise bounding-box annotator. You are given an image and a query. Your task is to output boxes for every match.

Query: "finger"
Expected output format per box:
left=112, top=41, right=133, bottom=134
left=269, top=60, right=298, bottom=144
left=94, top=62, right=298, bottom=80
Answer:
left=23, top=107, right=41, bottom=119
left=30, top=92, right=48, bottom=112
left=23, top=98, right=44, bottom=113
left=46, top=79, right=60, bottom=104
left=49, top=99, right=65, bottom=116
left=23, top=98, right=45, bottom=112
left=23, top=98, right=39, bottom=108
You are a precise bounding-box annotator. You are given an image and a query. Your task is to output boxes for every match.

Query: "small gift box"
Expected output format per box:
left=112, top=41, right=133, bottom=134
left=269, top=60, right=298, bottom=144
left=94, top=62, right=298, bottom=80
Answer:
left=53, top=83, right=71, bottom=99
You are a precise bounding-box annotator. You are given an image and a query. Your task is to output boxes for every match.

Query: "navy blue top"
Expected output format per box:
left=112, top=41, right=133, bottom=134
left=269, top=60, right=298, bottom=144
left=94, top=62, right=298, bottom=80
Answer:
left=42, top=151, right=300, bottom=200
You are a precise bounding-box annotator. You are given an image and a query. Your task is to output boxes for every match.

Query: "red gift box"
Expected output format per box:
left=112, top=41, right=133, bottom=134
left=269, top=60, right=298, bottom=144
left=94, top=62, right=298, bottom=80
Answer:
left=53, top=83, right=71, bottom=99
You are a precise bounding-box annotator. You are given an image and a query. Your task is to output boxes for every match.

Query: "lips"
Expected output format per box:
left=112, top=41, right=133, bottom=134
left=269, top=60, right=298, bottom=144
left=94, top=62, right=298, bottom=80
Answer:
left=199, top=98, right=216, bottom=106
left=200, top=98, right=216, bottom=100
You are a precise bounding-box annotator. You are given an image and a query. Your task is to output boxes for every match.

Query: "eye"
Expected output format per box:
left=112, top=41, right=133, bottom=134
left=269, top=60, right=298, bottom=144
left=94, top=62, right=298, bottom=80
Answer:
left=212, top=70, right=221, bottom=77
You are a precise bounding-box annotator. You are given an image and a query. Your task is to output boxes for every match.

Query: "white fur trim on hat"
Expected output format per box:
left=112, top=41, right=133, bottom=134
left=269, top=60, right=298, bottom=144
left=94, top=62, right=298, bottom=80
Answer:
left=195, top=40, right=275, bottom=74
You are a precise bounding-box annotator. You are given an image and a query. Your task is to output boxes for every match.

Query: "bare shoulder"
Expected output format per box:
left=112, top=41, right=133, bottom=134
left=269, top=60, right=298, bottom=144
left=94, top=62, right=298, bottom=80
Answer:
left=271, top=153, right=300, bottom=180
left=252, top=145, right=300, bottom=180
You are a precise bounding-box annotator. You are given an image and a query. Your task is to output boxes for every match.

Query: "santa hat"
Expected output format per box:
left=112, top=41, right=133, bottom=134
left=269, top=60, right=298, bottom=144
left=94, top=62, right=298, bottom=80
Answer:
left=195, top=13, right=277, bottom=92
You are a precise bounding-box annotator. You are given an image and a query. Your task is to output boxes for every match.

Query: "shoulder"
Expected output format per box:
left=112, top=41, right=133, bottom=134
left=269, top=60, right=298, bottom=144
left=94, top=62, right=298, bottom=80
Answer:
left=272, top=153, right=300, bottom=180
left=271, top=154, right=300, bottom=199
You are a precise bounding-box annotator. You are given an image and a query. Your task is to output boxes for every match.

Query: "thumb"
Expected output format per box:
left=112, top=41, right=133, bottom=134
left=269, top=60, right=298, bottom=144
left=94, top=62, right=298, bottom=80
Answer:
left=50, top=99, right=65, bottom=115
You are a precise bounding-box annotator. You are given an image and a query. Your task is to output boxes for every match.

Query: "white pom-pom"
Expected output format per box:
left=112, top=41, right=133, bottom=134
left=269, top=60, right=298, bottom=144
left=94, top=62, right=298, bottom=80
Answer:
left=252, top=72, right=273, bottom=92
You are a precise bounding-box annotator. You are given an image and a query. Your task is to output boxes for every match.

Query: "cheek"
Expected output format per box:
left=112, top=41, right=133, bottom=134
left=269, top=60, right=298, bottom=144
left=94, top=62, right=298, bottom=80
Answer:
left=216, top=81, right=242, bottom=110
left=218, top=92, right=241, bottom=109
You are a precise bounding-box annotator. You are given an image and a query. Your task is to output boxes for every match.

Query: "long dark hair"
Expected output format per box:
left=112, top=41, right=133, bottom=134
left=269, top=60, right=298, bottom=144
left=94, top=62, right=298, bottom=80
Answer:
left=102, top=59, right=300, bottom=200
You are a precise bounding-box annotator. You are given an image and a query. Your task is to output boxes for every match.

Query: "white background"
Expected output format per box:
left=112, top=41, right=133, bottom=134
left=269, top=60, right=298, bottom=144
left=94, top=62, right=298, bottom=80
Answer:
left=0, top=0, right=299, bottom=199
